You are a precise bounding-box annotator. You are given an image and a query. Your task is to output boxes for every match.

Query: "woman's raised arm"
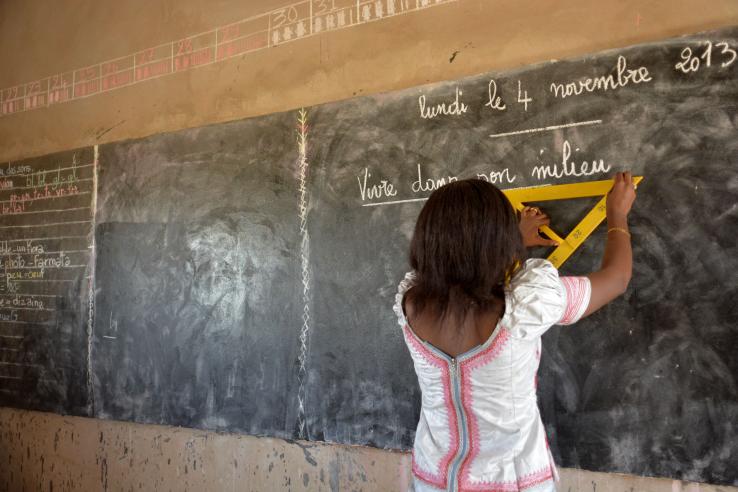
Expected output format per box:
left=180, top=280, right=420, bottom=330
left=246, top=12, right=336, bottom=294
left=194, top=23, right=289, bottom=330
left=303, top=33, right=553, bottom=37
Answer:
left=581, top=171, right=637, bottom=318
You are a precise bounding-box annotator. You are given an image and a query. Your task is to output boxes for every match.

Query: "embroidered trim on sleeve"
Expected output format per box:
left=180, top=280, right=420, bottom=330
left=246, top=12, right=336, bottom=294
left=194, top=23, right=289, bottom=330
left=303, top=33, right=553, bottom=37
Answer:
left=558, top=276, right=591, bottom=325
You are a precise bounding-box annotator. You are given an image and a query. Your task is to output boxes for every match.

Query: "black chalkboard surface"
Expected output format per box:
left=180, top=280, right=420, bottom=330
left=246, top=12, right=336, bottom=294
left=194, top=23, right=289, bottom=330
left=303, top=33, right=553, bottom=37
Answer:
left=0, top=147, right=95, bottom=416
left=2, top=26, right=737, bottom=485
left=92, top=113, right=304, bottom=438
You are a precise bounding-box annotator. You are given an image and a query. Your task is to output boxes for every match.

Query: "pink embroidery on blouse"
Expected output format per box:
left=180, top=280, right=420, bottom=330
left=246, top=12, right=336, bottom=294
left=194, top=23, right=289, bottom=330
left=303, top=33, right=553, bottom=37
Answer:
left=403, top=323, right=555, bottom=491
left=559, top=276, right=588, bottom=325
left=517, top=466, right=554, bottom=490
left=456, top=466, right=553, bottom=492
left=457, top=327, right=512, bottom=490
left=403, top=325, right=459, bottom=489
left=464, top=482, right=519, bottom=492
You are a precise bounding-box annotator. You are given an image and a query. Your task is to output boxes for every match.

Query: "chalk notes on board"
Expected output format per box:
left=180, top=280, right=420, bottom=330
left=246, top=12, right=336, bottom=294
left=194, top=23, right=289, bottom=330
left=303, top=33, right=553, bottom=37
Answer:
left=0, top=147, right=96, bottom=414
left=549, top=55, right=652, bottom=99
left=674, top=40, right=737, bottom=73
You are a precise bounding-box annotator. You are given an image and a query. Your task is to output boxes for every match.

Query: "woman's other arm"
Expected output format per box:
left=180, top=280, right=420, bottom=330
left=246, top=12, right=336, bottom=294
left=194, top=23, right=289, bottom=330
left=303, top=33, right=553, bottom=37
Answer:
left=581, top=171, right=637, bottom=318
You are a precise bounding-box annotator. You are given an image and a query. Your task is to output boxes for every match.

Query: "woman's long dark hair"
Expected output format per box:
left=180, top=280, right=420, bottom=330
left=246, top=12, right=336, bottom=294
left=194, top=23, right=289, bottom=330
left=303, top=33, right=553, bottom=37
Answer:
left=405, top=178, right=525, bottom=328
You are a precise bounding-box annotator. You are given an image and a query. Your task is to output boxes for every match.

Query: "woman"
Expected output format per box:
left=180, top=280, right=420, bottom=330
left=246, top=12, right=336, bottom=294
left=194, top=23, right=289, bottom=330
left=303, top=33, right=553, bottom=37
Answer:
left=393, top=172, right=637, bottom=491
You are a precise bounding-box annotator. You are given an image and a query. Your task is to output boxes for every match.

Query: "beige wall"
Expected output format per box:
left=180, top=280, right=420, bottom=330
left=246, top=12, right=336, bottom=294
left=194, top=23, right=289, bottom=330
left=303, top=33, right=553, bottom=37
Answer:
left=1, top=0, right=738, bottom=490
left=2, top=0, right=738, bottom=162
left=2, top=407, right=737, bottom=492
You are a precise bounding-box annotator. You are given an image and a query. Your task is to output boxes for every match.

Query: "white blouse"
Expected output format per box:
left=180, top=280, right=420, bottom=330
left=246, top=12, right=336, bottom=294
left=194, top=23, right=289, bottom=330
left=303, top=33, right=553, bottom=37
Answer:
left=394, top=259, right=591, bottom=492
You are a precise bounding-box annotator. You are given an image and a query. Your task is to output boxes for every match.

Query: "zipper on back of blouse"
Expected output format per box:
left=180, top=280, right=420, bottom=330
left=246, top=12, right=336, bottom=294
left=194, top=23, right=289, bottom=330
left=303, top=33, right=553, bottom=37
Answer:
left=447, top=357, right=469, bottom=492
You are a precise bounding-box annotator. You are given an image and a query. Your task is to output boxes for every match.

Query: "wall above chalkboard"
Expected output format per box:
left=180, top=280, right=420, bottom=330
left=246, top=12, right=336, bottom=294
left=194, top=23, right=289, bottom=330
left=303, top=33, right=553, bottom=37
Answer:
left=1, top=26, right=736, bottom=486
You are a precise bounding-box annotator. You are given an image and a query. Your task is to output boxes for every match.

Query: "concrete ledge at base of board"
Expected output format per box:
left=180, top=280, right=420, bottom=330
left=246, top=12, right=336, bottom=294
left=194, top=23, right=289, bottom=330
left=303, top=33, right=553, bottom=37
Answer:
left=0, top=407, right=735, bottom=491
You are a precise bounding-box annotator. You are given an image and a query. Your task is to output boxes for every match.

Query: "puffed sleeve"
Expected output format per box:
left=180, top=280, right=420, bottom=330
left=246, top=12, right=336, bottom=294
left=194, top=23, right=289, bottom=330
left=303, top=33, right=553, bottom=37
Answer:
left=505, top=259, right=591, bottom=339
left=557, top=275, right=592, bottom=325
left=393, top=271, right=417, bottom=328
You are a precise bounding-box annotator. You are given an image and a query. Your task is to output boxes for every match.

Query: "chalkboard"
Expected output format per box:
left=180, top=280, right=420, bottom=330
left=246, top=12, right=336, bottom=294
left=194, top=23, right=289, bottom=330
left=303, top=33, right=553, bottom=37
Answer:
left=2, top=26, right=737, bottom=485
left=92, top=113, right=304, bottom=438
left=0, top=147, right=95, bottom=415
left=300, top=27, right=738, bottom=485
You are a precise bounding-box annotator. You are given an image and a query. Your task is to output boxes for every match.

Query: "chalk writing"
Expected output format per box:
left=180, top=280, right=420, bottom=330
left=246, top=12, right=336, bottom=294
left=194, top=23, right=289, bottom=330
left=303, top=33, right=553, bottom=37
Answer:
left=1, top=86, right=25, bottom=115
left=1, top=164, right=32, bottom=177
left=2, top=269, right=46, bottom=280
left=418, top=87, right=468, bottom=119
left=0, top=241, right=45, bottom=256
left=48, top=73, right=73, bottom=105
left=357, top=168, right=398, bottom=201
left=550, top=55, right=652, bottom=99
left=135, top=45, right=175, bottom=81
left=25, top=80, right=48, bottom=110
left=485, top=79, right=506, bottom=111
left=517, top=80, right=532, bottom=111
left=0, top=183, right=81, bottom=216
left=675, top=41, right=737, bottom=73
left=73, top=66, right=101, bottom=98
left=531, top=141, right=612, bottom=180
left=476, top=168, right=516, bottom=184
left=0, top=296, right=46, bottom=311
left=0, top=148, right=96, bottom=397
left=24, top=164, right=79, bottom=190
left=101, top=57, right=135, bottom=91
left=0, top=312, right=19, bottom=322
left=411, top=164, right=458, bottom=192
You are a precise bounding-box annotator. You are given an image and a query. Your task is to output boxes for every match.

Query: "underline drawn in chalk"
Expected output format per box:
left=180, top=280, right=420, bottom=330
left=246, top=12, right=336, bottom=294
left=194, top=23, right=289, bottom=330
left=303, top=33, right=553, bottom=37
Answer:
left=0, top=265, right=87, bottom=270
left=0, top=221, right=92, bottom=230
left=0, top=235, right=89, bottom=243
left=0, top=306, right=55, bottom=312
left=0, top=320, right=55, bottom=326
left=489, top=120, right=602, bottom=139
left=362, top=197, right=428, bottom=207
left=0, top=293, right=59, bottom=298
left=0, top=206, right=91, bottom=217
left=0, top=0, right=456, bottom=118
left=0, top=250, right=91, bottom=258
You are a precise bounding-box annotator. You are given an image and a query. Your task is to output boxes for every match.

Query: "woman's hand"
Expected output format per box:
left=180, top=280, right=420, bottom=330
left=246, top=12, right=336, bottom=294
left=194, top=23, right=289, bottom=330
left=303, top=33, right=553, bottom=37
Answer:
left=519, top=206, right=559, bottom=248
left=606, top=171, right=637, bottom=226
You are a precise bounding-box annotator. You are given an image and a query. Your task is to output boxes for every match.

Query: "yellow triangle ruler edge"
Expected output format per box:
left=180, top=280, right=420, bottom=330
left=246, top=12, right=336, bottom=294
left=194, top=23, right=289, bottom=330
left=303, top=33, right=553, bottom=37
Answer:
left=503, top=177, right=643, bottom=268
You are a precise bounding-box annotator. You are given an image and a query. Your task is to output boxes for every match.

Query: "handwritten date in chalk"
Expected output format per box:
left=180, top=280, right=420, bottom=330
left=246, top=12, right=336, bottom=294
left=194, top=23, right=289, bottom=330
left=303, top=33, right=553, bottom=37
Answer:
left=675, top=41, right=737, bottom=74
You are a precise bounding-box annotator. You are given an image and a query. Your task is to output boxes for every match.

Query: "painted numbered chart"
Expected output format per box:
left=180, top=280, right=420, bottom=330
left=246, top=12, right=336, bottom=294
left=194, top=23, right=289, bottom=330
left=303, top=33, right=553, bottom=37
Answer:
left=0, top=0, right=456, bottom=117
